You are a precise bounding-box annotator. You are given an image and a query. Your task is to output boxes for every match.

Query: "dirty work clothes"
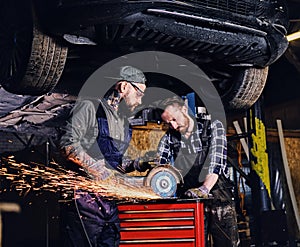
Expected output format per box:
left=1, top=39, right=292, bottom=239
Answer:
left=206, top=175, right=240, bottom=247
left=60, top=192, right=120, bottom=247
left=96, top=99, right=132, bottom=170
left=59, top=98, right=132, bottom=247
left=158, top=119, right=229, bottom=185
left=60, top=99, right=132, bottom=169
left=206, top=203, right=240, bottom=247
left=157, top=119, right=240, bottom=247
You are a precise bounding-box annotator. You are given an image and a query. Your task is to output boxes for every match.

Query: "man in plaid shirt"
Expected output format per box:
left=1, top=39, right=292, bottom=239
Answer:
left=157, top=96, right=240, bottom=247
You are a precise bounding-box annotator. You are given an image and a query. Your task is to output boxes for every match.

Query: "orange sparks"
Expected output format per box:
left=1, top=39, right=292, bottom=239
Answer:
left=0, top=157, right=160, bottom=201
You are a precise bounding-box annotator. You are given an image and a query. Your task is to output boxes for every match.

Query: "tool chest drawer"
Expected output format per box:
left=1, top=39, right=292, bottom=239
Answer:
left=118, top=199, right=205, bottom=247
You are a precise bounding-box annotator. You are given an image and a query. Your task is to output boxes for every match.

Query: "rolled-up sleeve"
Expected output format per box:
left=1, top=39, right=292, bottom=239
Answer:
left=59, top=100, right=98, bottom=167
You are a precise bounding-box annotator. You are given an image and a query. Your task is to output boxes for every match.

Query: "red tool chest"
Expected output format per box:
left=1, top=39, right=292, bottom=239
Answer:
left=118, top=199, right=205, bottom=247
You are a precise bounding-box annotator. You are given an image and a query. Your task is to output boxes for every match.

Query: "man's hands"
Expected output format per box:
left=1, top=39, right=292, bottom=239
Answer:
left=133, top=159, right=152, bottom=172
left=89, top=160, right=115, bottom=181
left=185, top=185, right=210, bottom=199
left=185, top=174, right=218, bottom=199
left=117, top=158, right=152, bottom=173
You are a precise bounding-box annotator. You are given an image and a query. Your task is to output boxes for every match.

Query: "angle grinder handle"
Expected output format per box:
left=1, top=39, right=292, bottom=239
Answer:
left=134, top=160, right=153, bottom=172
left=117, top=159, right=152, bottom=173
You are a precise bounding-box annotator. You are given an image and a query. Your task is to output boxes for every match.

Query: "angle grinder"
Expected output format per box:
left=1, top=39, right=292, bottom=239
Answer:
left=122, top=164, right=183, bottom=198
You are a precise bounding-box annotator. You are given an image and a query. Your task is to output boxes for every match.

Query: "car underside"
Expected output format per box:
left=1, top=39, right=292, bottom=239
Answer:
left=0, top=0, right=290, bottom=110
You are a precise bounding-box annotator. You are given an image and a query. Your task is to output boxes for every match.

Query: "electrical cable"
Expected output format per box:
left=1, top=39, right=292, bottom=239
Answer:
left=74, top=189, right=93, bottom=247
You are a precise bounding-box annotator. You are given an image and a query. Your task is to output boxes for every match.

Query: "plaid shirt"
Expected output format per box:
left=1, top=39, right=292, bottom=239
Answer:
left=158, top=119, right=229, bottom=178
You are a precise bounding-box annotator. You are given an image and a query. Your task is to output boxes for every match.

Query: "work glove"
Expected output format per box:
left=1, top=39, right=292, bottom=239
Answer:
left=89, top=160, right=115, bottom=181
left=185, top=185, right=210, bottom=199
left=117, top=158, right=152, bottom=173
left=133, top=158, right=152, bottom=172
left=117, top=159, right=134, bottom=173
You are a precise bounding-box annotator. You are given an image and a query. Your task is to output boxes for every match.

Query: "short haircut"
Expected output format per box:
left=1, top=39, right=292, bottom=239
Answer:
left=159, top=96, right=185, bottom=110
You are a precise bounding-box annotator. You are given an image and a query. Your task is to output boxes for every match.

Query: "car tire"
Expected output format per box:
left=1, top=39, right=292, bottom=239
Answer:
left=222, top=67, right=269, bottom=110
left=0, top=0, right=68, bottom=95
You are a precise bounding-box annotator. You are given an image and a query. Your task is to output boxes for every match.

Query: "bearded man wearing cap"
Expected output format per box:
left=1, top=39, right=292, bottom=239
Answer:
left=59, top=66, right=147, bottom=247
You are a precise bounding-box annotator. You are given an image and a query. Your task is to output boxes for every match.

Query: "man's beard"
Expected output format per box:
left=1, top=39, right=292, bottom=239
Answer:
left=118, top=99, right=133, bottom=117
left=178, top=126, right=188, bottom=134
left=178, top=115, right=190, bottom=134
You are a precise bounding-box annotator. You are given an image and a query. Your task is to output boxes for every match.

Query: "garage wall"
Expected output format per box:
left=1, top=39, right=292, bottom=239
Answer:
left=284, top=137, right=300, bottom=218
left=264, top=98, right=300, bottom=129
left=126, top=122, right=167, bottom=159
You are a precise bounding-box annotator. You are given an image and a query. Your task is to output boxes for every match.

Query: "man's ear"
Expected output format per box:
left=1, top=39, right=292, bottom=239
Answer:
left=118, top=81, right=128, bottom=93
left=182, top=105, right=188, bottom=114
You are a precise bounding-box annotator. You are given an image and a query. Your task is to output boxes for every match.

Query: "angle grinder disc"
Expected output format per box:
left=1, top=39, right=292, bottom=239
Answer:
left=144, top=165, right=182, bottom=198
